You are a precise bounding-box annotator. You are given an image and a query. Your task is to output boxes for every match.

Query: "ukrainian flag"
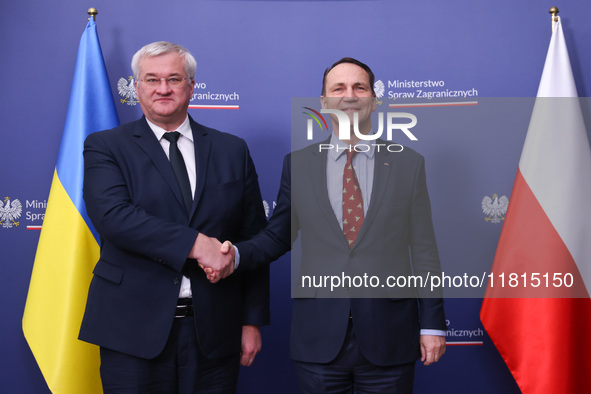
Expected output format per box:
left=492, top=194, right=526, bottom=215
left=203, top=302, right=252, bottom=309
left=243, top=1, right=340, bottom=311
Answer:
left=23, top=16, right=119, bottom=393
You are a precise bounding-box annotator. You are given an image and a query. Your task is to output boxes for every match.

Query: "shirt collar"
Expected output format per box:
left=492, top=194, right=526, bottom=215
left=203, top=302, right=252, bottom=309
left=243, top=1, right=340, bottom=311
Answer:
left=327, top=132, right=376, bottom=162
left=146, top=115, right=193, bottom=143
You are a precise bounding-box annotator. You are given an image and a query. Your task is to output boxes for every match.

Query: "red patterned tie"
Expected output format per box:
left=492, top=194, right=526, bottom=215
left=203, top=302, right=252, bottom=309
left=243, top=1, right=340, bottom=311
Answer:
left=342, top=150, right=364, bottom=248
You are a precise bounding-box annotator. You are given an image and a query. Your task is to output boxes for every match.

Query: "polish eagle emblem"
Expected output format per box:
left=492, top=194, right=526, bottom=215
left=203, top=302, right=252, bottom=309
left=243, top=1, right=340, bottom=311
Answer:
left=117, top=76, right=138, bottom=106
left=482, top=194, right=509, bottom=223
left=0, top=196, right=23, bottom=228
left=262, top=200, right=277, bottom=218
left=374, top=80, right=385, bottom=99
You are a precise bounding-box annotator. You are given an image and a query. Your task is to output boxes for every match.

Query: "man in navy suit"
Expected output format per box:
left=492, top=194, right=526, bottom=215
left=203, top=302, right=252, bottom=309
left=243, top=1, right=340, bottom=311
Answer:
left=206, top=58, right=446, bottom=393
left=79, top=41, right=269, bottom=393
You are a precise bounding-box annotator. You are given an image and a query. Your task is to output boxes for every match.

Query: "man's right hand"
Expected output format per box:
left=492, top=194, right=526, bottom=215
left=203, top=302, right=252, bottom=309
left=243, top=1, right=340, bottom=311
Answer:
left=189, top=233, right=235, bottom=283
left=201, top=240, right=234, bottom=283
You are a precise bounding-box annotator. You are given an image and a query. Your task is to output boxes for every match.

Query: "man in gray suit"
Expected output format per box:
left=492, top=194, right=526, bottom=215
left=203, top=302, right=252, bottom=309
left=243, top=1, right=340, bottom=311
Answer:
left=203, top=57, right=446, bottom=393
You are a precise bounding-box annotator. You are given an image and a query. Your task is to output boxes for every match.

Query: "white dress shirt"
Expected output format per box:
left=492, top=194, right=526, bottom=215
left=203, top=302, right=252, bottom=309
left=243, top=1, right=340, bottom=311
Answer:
left=146, top=116, right=195, bottom=298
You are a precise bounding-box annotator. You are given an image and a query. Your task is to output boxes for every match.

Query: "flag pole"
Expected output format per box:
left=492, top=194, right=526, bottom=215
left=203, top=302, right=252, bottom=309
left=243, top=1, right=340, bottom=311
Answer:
left=549, top=7, right=559, bottom=33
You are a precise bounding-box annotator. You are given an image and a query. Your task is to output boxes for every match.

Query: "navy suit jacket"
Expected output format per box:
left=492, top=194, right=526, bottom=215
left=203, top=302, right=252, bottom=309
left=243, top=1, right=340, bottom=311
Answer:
left=237, top=140, right=445, bottom=366
left=79, top=116, right=269, bottom=360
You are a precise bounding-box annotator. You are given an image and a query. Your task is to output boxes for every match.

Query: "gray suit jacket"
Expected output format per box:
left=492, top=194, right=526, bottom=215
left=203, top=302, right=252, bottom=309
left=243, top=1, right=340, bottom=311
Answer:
left=237, top=139, right=445, bottom=366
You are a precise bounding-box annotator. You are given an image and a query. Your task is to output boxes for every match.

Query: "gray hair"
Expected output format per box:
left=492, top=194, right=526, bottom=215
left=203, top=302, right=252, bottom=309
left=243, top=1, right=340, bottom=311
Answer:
left=131, top=41, right=197, bottom=82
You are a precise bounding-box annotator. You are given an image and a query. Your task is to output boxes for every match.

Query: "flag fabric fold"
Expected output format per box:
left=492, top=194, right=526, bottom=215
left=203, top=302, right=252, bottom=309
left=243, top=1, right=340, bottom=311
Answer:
left=22, top=17, right=119, bottom=394
left=480, top=17, right=591, bottom=394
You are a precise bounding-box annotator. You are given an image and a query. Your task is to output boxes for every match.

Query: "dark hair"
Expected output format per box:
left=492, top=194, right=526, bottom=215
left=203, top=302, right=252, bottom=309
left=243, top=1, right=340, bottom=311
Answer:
left=321, top=57, right=375, bottom=96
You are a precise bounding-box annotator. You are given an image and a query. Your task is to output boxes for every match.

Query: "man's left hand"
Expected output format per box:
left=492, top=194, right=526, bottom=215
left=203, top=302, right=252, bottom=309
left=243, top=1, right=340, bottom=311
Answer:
left=240, top=325, right=261, bottom=367
left=420, top=335, right=446, bottom=366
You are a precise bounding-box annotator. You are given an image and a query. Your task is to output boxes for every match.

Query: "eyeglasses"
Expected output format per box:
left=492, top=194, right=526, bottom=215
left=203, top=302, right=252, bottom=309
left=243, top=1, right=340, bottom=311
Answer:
left=139, top=77, right=189, bottom=88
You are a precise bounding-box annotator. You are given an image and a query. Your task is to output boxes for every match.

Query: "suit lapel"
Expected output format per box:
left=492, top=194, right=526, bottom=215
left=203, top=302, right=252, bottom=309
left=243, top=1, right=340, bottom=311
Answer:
left=354, top=142, right=394, bottom=248
left=132, top=117, right=188, bottom=211
left=189, top=117, right=210, bottom=218
left=309, top=143, right=351, bottom=248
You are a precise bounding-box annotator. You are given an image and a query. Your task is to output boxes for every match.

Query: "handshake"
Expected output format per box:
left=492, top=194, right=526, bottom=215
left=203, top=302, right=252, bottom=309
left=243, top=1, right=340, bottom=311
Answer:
left=189, top=233, right=235, bottom=283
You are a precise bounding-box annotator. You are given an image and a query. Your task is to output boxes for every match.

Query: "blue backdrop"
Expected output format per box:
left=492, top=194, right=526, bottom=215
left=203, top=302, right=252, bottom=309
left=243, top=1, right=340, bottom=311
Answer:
left=2, top=1, right=591, bottom=393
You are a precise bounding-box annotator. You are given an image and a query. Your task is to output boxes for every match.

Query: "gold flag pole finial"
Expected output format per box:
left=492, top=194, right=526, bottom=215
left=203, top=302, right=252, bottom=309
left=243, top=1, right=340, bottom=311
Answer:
left=88, top=7, right=98, bottom=21
left=549, top=7, right=559, bottom=32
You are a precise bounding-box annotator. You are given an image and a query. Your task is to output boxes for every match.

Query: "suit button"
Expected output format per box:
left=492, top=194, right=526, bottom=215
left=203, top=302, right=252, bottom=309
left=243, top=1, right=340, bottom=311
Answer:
left=173, top=277, right=180, bottom=285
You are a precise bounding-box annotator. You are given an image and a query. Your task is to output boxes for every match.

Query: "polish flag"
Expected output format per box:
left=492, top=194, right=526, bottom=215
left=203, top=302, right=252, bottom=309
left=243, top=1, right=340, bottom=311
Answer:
left=480, top=17, right=591, bottom=393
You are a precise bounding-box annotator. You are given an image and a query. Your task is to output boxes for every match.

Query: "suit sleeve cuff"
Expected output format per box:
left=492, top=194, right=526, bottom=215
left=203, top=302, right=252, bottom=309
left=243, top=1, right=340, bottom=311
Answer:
left=234, top=245, right=240, bottom=270
left=420, top=329, right=446, bottom=337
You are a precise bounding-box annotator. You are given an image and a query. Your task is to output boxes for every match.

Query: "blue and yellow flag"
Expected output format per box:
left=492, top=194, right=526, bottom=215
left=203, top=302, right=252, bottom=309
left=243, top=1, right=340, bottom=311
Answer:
left=23, top=16, right=119, bottom=394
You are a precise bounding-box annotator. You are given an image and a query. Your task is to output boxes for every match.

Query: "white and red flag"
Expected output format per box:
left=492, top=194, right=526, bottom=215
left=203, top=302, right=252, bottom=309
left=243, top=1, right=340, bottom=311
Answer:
left=480, top=16, right=591, bottom=393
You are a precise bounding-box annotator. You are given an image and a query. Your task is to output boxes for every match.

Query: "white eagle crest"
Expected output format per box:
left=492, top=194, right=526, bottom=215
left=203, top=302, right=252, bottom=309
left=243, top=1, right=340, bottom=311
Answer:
left=117, top=76, right=138, bottom=106
left=482, top=194, right=509, bottom=223
left=262, top=200, right=277, bottom=218
left=374, top=80, right=385, bottom=99
left=0, top=197, right=23, bottom=228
